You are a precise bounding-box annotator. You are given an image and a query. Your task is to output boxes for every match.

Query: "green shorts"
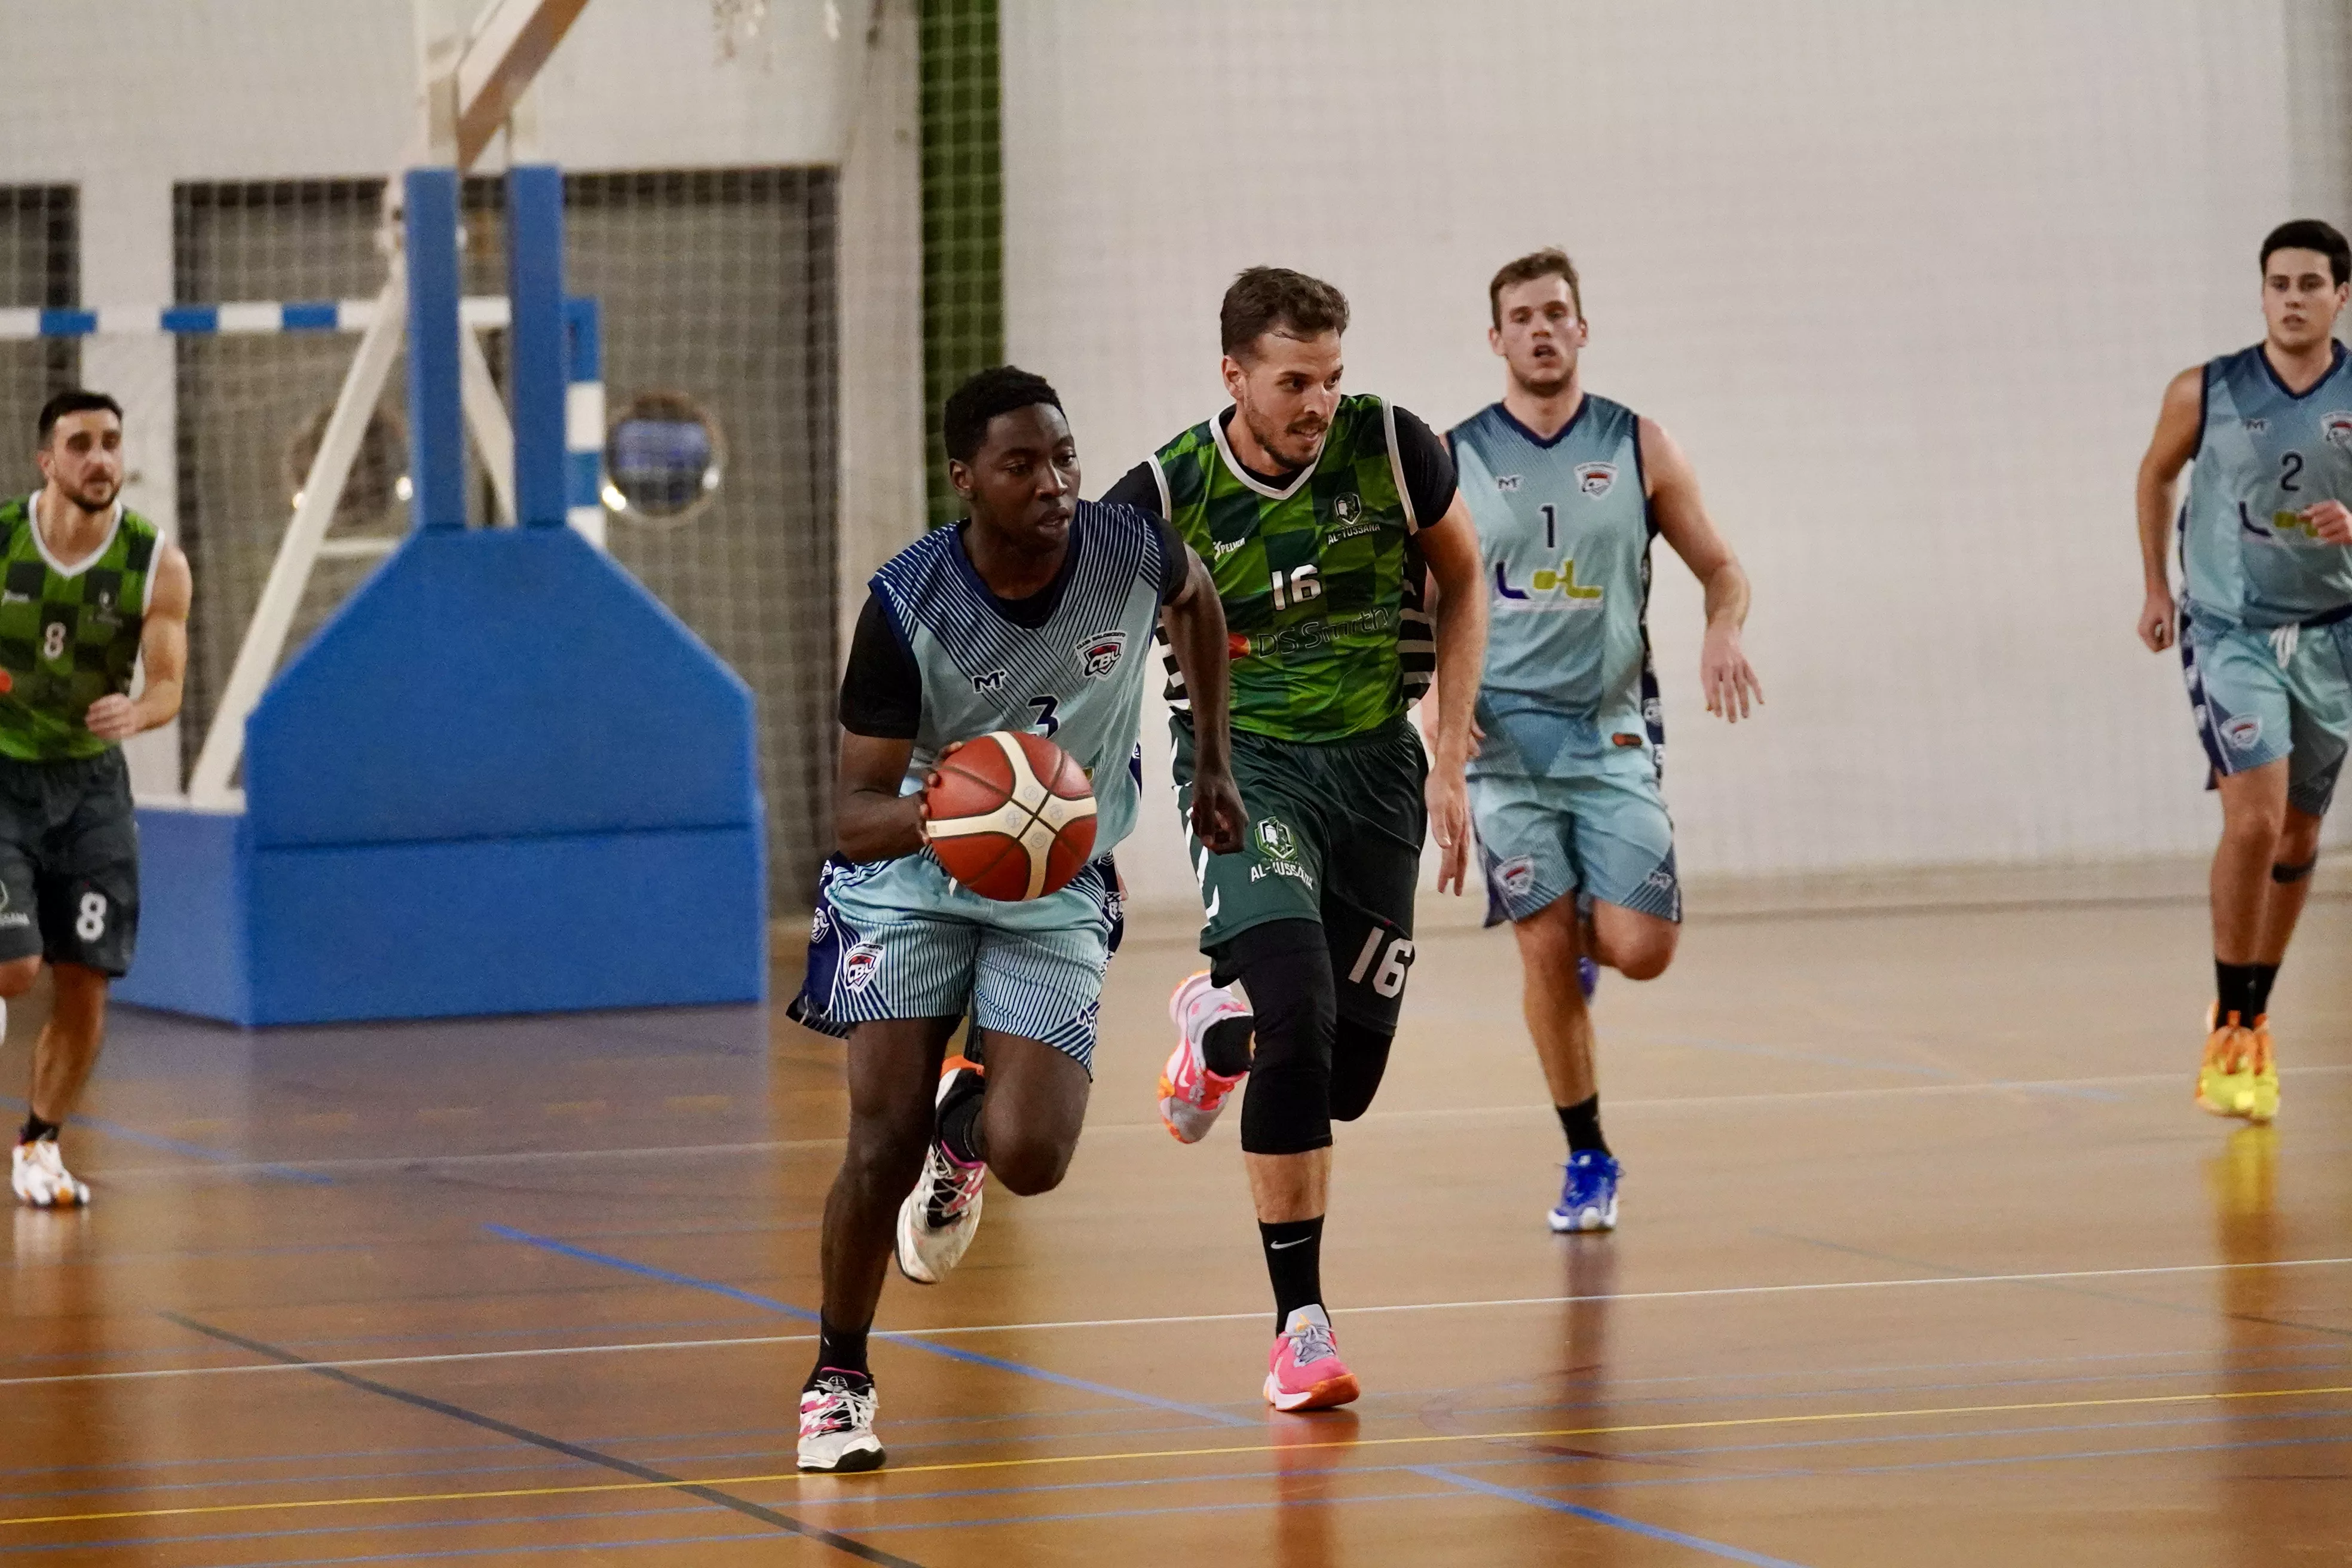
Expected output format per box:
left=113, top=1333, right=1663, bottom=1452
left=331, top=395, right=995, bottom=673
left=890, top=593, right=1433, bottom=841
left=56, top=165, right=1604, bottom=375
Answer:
left=0, top=748, right=139, bottom=977
left=1171, top=715, right=1426, bottom=1031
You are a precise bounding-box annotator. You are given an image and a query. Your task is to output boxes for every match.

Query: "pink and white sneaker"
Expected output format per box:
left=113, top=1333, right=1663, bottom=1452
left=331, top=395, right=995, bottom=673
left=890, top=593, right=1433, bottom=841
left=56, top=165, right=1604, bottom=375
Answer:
left=1159, top=972, right=1250, bottom=1143
left=1264, top=1304, right=1359, bottom=1411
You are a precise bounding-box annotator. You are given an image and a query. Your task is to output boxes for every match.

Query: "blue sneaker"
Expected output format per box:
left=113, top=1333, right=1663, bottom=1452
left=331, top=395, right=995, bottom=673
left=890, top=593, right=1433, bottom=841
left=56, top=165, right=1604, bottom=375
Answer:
left=1549, top=1150, right=1620, bottom=1233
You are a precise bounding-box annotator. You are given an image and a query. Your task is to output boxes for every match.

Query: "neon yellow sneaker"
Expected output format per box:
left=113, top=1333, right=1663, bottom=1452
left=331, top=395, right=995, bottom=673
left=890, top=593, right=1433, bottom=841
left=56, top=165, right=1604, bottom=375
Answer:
left=2196, top=1011, right=2255, bottom=1119
left=2241, top=1018, right=2279, bottom=1125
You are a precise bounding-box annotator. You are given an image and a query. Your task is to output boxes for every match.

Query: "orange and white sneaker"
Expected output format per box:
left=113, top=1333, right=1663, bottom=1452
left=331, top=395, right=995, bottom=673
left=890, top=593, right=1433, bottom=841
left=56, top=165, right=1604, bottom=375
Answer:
left=2242, top=1017, right=2280, bottom=1124
left=11, top=1139, right=87, bottom=1209
left=1264, top=1304, right=1359, bottom=1411
left=2197, top=1010, right=2257, bottom=1119
left=1158, top=972, right=1250, bottom=1144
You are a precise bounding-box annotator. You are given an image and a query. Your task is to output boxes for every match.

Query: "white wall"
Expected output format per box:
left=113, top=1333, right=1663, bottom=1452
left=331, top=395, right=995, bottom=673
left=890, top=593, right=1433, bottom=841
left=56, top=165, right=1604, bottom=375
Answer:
left=1003, top=0, right=2322, bottom=909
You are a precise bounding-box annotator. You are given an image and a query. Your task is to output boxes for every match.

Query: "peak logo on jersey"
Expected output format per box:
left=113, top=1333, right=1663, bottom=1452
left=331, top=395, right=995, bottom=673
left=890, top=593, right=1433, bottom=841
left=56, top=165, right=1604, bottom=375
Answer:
left=2222, top=714, right=2263, bottom=751
left=1494, top=855, right=1536, bottom=897
left=972, top=669, right=1007, bottom=695
left=841, top=941, right=883, bottom=994
left=2325, top=412, right=2352, bottom=450
left=1077, top=630, right=1127, bottom=679
left=1332, top=493, right=1362, bottom=523
left=1575, top=461, right=1617, bottom=497
left=1495, top=474, right=1523, bottom=492
left=1256, top=817, right=1298, bottom=861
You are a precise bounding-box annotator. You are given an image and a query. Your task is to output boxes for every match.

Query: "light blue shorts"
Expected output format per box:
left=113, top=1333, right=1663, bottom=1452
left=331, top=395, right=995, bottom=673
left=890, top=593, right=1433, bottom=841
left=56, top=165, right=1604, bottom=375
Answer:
left=788, top=851, right=1123, bottom=1074
left=1471, top=749, right=1679, bottom=927
left=2181, top=602, right=2352, bottom=817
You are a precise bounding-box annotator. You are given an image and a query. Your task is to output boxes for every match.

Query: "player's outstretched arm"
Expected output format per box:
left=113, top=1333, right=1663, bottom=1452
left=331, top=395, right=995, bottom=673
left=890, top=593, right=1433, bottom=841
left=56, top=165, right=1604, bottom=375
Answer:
left=1418, top=495, right=1488, bottom=895
left=1160, top=544, right=1244, bottom=855
left=1642, top=418, right=1762, bottom=724
left=836, top=732, right=926, bottom=863
left=2136, top=368, right=2204, bottom=653
left=87, top=541, right=191, bottom=743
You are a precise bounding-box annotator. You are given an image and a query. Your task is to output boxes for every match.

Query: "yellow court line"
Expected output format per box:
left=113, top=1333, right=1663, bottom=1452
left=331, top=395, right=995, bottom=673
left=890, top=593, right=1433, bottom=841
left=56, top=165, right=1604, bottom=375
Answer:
left=6, top=1382, right=2349, bottom=1531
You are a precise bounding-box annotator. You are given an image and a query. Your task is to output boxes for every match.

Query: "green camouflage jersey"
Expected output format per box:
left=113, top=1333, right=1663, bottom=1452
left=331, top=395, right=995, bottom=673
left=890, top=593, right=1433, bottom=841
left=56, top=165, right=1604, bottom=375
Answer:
left=0, top=496, right=160, bottom=762
left=1150, top=395, right=1432, bottom=743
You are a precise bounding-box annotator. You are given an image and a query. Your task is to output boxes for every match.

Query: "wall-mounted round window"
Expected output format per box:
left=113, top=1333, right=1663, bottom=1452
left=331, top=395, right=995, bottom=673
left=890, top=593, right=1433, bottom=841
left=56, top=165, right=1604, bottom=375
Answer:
left=603, top=391, right=725, bottom=525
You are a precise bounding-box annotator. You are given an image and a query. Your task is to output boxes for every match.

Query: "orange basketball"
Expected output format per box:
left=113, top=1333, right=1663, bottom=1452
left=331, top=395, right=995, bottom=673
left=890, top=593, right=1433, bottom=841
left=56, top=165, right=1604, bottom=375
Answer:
left=923, top=731, right=1098, bottom=901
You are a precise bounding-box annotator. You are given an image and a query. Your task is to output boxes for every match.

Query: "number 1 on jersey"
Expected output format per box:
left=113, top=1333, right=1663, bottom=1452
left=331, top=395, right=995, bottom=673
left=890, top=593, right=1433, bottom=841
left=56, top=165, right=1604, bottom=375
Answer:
left=1540, top=503, right=1557, bottom=550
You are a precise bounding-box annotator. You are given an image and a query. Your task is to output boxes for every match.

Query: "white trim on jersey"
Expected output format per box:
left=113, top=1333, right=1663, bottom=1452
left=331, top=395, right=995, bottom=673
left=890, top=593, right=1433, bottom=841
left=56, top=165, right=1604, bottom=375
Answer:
left=1209, top=408, right=1321, bottom=501
left=1382, top=400, right=1418, bottom=534
left=1150, top=455, right=1174, bottom=520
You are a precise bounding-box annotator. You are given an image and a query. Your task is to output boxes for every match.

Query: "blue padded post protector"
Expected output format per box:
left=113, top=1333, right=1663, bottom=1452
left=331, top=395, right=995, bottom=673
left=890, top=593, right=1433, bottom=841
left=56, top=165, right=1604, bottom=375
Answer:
left=506, top=165, right=568, bottom=528
left=403, top=168, right=466, bottom=531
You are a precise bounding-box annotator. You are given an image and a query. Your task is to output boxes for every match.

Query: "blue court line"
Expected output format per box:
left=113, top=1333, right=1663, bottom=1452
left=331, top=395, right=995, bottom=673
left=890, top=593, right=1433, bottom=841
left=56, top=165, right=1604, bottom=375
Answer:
left=1649, top=1036, right=2123, bottom=1102
left=1407, top=1466, right=1812, bottom=1566
left=483, top=1224, right=1254, bottom=1428
left=2, top=1099, right=330, bottom=1186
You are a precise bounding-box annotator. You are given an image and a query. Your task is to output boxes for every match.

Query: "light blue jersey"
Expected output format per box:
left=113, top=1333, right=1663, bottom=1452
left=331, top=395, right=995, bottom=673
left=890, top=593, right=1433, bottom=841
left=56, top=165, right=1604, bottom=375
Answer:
left=2181, top=341, right=2352, bottom=627
left=870, top=500, right=1168, bottom=855
left=1449, top=396, right=1659, bottom=779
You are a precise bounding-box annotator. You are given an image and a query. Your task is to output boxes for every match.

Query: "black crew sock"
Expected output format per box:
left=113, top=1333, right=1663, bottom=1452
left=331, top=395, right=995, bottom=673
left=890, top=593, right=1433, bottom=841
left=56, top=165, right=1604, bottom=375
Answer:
left=808, top=1319, right=871, bottom=1385
left=2249, top=963, right=2280, bottom=1019
left=1200, top=1015, right=1254, bottom=1078
left=2216, top=960, right=2262, bottom=1025
left=1556, top=1095, right=1608, bottom=1156
left=938, top=1069, right=987, bottom=1167
left=17, top=1112, right=57, bottom=1146
left=1259, top=1215, right=1324, bottom=1329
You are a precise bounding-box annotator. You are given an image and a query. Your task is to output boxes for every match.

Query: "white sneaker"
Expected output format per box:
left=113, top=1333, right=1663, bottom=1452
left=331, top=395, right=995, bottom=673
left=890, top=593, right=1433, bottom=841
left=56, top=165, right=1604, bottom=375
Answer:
left=1158, top=972, right=1251, bottom=1144
left=797, top=1369, right=884, bottom=1472
left=13, top=1140, right=88, bottom=1209
left=894, top=1061, right=986, bottom=1285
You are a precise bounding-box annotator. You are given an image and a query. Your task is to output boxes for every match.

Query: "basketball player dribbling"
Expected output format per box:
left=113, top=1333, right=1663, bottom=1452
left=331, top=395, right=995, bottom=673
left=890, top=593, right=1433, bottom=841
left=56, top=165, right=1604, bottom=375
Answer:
left=787, top=366, right=1242, bottom=1472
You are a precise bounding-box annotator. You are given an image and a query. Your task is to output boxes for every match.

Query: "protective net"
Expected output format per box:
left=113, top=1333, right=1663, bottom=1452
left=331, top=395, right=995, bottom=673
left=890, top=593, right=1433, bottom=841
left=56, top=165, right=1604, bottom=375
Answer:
left=0, top=188, right=76, bottom=494
left=169, top=170, right=838, bottom=902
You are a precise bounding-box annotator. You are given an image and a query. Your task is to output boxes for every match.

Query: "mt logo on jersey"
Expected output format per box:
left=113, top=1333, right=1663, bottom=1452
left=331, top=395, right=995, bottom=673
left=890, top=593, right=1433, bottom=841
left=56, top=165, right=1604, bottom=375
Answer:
left=1077, top=630, right=1127, bottom=679
left=1575, top=462, right=1616, bottom=497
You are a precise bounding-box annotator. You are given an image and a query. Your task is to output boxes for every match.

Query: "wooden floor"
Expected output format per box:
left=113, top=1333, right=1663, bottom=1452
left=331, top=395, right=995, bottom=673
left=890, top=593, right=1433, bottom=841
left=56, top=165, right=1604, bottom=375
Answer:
left=2, top=890, right=2349, bottom=1566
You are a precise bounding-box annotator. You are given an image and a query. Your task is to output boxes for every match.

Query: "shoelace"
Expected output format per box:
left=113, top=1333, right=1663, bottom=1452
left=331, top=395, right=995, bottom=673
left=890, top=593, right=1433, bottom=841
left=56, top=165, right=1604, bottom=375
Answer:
left=1288, top=1320, right=1338, bottom=1366
left=923, top=1153, right=984, bottom=1227
left=804, top=1377, right=876, bottom=1435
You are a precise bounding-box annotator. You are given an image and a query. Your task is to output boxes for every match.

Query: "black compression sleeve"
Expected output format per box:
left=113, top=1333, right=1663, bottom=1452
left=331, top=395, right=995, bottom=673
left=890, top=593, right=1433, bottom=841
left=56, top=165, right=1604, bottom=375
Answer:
left=1152, top=514, right=1190, bottom=604
left=837, top=591, right=923, bottom=739
left=1391, top=406, right=1458, bottom=528
left=1101, top=460, right=1165, bottom=516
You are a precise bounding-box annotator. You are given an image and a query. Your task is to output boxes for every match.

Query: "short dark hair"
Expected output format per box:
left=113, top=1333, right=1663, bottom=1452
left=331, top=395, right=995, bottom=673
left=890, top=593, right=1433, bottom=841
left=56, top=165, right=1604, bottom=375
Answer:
left=2261, top=220, right=2351, bottom=286
left=941, top=365, right=1063, bottom=464
left=37, top=390, right=123, bottom=447
left=1489, top=248, right=1585, bottom=328
left=1220, top=267, right=1349, bottom=358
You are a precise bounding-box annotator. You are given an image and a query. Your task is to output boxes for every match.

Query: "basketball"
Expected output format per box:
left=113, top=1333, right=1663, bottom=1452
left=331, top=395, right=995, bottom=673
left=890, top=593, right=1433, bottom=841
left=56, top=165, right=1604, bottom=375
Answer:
left=923, top=731, right=1098, bottom=901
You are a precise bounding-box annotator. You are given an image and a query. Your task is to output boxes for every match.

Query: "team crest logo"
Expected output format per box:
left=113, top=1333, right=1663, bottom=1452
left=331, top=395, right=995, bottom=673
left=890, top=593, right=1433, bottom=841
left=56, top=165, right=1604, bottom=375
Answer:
left=808, top=905, right=832, bottom=944
left=2325, top=412, right=2352, bottom=450
left=841, top=941, right=883, bottom=993
left=1643, top=697, right=1664, bottom=730
left=1077, top=630, right=1127, bottom=679
left=1331, top=493, right=1362, bottom=523
left=1575, top=462, right=1617, bottom=497
left=1256, top=817, right=1298, bottom=861
left=2222, top=714, right=2263, bottom=751
left=972, top=669, right=1007, bottom=694
left=1494, top=855, right=1536, bottom=896
left=1496, top=474, right=1523, bottom=492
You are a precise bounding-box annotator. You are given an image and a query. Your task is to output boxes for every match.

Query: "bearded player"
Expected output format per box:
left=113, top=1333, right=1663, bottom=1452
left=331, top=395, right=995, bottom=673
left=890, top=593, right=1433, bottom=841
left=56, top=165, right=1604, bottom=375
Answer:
left=5, top=391, right=192, bottom=1209
left=2136, top=219, right=2352, bottom=1125
left=1104, top=268, right=1488, bottom=1410
left=789, top=367, right=1242, bottom=1471
left=1447, top=250, right=1759, bottom=1233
